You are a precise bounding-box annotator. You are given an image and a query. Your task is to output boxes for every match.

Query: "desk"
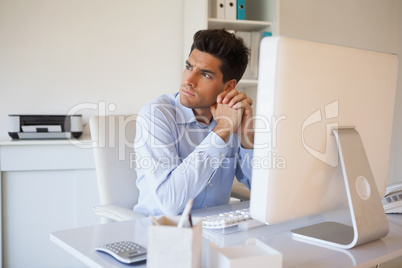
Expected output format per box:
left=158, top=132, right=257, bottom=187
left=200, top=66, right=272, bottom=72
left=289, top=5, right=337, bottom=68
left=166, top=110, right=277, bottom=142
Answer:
left=51, top=201, right=402, bottom=268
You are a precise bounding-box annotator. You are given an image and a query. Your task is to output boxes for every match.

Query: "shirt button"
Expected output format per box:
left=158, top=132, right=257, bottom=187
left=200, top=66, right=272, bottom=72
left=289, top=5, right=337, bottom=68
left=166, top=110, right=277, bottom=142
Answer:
left=204, top=205, right=208, bottom=208
left=209, top=183, right=213, bottom=187
left=220, top=153, right=225, bottom=158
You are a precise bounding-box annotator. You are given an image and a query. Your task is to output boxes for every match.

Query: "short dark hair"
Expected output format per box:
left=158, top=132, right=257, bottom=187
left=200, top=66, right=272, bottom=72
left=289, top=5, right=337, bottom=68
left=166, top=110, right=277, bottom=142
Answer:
left=190, top=29, right=250, bottom=83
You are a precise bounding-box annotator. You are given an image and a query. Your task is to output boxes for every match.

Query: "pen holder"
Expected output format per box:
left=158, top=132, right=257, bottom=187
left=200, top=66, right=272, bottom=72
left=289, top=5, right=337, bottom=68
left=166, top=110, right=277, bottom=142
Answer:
left=147, top=216, right=203, bottom=268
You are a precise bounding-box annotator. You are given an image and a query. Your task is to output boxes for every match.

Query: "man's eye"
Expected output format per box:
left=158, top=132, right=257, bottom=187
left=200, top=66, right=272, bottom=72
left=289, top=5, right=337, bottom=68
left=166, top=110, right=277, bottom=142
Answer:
left=203, top=72, right=211, bottom=78
left=186, top=65, right=192, bottom=70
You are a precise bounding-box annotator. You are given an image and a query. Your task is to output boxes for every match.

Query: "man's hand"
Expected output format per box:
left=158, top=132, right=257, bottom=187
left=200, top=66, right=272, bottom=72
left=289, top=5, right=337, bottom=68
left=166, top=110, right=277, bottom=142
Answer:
left=210, top=99, right=243, bottom=143
left=216, top=89, right=254, bottom=149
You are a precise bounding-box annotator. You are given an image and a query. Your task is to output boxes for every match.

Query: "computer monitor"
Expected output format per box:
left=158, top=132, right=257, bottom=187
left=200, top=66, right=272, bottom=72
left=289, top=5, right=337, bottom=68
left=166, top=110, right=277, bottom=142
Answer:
left=250, top=36, right=398, bottom=249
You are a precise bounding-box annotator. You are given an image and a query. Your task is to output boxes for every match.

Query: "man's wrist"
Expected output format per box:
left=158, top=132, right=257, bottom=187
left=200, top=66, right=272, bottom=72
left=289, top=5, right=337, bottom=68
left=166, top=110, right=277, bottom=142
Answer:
left=212, top=123, right=231, bottom=143
left=238, top=130, right=254, bottom=149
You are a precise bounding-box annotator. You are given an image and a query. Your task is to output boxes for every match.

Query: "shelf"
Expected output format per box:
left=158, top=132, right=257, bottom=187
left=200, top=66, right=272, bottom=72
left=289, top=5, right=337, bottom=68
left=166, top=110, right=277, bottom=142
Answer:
left=238, top=79, right=258, bottom=88
left=208, top=18, right=272, bottom=32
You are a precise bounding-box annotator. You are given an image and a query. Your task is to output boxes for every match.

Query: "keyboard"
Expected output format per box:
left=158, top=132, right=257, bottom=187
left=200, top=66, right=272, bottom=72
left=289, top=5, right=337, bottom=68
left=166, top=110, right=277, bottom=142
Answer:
left=202, top=208, right=264, bottom=232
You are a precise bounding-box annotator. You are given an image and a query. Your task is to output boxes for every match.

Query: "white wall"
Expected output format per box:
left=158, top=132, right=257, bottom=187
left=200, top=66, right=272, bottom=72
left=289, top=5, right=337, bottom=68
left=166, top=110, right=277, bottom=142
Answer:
left=0, top=0, right=184, bottom=137
left=279, top=0, right=402, bottom=184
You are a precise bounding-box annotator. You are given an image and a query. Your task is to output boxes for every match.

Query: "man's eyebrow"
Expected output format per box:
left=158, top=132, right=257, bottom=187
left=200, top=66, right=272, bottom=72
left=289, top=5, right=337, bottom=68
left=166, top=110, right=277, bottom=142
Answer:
left=200, top=68, right=216, bottom=77
left=186, top=60, right=217, bottom=77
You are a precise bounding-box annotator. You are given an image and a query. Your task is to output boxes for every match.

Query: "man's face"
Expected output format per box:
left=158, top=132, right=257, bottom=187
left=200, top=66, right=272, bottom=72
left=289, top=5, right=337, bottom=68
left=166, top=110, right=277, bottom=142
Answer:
left=180, top=49, right=227, bottom=114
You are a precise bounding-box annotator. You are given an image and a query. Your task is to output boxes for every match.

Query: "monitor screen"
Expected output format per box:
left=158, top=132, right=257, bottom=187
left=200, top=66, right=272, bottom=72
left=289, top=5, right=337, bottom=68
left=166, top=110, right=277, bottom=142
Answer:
left=250, top=36, right=398, bottom=248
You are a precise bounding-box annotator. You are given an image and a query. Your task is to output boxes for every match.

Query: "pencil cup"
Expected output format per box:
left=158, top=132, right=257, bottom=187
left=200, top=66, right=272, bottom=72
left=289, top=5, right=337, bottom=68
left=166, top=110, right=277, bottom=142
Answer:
left=147, top=216, right=203, bottom=268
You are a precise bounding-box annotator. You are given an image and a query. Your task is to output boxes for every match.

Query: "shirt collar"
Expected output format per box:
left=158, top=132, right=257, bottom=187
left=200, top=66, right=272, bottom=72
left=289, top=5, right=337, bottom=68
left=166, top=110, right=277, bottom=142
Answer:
left=175, top=92, right=197, bottom=124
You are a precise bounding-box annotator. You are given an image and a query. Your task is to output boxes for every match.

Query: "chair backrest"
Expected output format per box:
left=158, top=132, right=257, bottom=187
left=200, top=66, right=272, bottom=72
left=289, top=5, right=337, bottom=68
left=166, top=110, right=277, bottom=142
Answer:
left=89, top=115, right=139, bottom=209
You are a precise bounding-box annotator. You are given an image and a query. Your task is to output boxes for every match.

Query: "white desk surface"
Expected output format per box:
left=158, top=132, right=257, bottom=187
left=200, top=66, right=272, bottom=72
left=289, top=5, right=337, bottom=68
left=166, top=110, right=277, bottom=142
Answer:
left=51, top=202, right=402, bottom=268
left=0, top=135, right=92, bottom=146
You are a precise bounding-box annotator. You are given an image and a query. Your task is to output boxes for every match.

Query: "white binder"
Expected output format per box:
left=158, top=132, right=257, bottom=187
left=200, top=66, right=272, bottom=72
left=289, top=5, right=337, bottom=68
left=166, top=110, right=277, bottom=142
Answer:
left=225, top=0, right=236, bottom=20
left=211, top=0, right=225, bottom=19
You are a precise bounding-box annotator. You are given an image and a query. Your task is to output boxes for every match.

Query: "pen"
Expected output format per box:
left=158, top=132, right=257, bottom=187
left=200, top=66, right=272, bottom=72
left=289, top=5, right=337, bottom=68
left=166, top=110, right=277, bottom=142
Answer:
left=177, top=198, right=193, bottom=228
left=150, top=215, right=160, bottom=225
left=188, top=213, right=193, bottom=227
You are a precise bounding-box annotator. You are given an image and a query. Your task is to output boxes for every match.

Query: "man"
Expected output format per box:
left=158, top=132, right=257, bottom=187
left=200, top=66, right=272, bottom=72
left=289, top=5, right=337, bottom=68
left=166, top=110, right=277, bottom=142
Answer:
left=133, top=29, right=254, bottom=216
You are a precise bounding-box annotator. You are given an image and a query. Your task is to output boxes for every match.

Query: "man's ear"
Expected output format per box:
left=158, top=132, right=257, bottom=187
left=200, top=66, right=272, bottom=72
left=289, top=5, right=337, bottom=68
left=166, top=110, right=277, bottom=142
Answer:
left=224, top=79, right=237, bottom=92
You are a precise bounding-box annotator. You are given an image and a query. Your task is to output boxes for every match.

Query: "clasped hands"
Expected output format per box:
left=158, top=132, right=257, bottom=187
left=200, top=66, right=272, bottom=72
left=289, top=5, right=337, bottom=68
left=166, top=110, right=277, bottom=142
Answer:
left=210, top=89, right=254, bottom=149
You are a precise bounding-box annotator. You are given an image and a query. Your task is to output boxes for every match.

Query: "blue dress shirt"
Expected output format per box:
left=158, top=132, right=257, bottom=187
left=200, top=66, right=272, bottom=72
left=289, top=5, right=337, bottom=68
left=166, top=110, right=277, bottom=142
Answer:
left=133, top=93, right=253, bottom=216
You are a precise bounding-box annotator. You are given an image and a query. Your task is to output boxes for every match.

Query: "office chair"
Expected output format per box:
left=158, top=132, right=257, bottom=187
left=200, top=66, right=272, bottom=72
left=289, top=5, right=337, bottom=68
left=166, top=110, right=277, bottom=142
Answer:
left=90, top=115, right=249, bottom=223
left=230, top=179, right=250, bottom=201
left=89, top=115, right=144, bottom=223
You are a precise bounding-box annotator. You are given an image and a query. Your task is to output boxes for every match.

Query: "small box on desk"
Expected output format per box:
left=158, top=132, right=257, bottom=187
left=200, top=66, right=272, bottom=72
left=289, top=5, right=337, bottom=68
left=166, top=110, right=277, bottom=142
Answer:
left=147, top=216, right=203, bottom=268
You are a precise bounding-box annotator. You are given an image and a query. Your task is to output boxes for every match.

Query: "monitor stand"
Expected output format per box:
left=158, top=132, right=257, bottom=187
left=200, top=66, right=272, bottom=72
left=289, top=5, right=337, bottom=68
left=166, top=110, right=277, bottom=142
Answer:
left=291, top=128, right=389, bottom=249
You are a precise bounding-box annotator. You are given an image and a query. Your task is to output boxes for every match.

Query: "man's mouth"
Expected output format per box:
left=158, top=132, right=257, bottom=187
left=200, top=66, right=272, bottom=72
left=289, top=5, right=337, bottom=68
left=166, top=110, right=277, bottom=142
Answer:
left=182, top=88, right=195, bottom=96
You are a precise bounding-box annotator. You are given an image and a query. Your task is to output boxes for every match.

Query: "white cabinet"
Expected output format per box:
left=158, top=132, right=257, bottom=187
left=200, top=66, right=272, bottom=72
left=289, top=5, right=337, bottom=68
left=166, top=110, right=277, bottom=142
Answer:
left=0, top=138, right=100, bottom=268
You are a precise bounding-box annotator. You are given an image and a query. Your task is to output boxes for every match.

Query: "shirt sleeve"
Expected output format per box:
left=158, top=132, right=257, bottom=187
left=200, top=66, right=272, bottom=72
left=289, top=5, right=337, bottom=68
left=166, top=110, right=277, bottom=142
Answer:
left=135, top=109, right=230, bottom=215
left=234, top=146, right=254, bottom=189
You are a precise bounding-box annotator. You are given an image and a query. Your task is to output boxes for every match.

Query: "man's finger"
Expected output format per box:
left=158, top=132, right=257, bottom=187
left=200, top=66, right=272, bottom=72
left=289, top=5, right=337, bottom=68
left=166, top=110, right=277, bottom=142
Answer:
left=228, top=92, right=248, bottom=107
left=216, top=90, right=229, bottom=103
left=222, top=89, right=239, bottom=104
left=232, top=98, right=253, bottom=109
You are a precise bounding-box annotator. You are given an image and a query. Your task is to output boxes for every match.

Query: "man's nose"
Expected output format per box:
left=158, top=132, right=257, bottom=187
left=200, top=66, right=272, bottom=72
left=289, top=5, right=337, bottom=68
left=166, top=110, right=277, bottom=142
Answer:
left=184, top=70, right=197, bottom=87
